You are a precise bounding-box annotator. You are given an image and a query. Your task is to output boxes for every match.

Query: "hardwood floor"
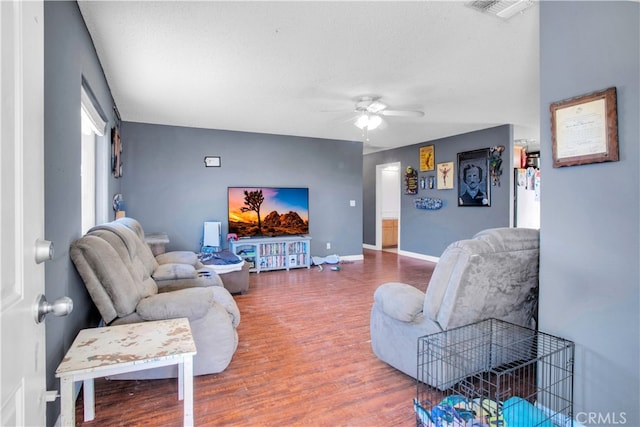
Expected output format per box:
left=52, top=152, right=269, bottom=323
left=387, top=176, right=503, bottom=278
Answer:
left=74, top=249, right=435, bottom=426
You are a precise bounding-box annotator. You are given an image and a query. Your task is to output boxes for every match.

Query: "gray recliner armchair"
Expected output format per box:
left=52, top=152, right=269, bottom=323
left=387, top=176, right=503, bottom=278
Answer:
left=370, top=227, right=539, bottom=382
left=70, top=219, right=241, bottom=379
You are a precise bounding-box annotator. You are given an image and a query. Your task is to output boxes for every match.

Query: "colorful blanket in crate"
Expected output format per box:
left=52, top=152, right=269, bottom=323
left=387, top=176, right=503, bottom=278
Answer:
left=414, top=395, right=557, bottom=427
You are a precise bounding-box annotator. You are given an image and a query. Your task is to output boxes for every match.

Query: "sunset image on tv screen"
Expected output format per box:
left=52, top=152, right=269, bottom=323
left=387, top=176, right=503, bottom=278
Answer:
left=228, top=187, right=309, bottom=238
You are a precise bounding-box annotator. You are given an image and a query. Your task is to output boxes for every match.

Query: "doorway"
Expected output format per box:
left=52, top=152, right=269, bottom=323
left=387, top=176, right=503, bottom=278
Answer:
left=513, top=145, right=541, bottom=229
left=375, top=162, right=401, bottom=251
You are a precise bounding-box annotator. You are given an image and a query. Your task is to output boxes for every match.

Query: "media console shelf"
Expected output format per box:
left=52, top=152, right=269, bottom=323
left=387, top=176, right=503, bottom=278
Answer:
left=229, top=236, right=311, bottom=273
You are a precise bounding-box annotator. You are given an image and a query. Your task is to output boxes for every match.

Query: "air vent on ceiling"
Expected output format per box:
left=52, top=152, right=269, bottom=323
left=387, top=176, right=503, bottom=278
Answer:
left=467, top=0, right=534, bottom=20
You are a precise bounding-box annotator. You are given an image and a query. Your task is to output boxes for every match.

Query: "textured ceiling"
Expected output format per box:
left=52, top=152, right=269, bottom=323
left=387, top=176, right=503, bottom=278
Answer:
left=78, top=1, right=540, bottom=153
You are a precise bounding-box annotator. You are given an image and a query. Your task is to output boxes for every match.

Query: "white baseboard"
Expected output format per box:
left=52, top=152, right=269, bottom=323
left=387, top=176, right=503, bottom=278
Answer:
left=340, top=254, right=364, bottom=262
left=362, top=244, right=440, bottom=263
left=397, top=249, right=439, bottom=263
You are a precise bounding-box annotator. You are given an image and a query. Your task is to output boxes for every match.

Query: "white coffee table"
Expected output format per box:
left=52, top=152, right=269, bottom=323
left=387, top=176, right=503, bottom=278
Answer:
left=56, top=318, right=197, bottom=426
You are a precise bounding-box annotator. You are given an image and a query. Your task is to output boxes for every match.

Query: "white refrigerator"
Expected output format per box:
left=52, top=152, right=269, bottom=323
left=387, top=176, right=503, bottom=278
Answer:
left=514, top=167, right=540, bottom=229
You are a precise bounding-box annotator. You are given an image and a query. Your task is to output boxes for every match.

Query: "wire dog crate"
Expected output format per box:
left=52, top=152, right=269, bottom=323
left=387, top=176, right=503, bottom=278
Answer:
left=415, top=318, right=574, bottom=427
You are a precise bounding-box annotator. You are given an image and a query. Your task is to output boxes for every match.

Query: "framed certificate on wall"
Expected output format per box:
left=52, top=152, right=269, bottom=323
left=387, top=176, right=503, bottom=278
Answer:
left=550, top=87, right=619, bottom=168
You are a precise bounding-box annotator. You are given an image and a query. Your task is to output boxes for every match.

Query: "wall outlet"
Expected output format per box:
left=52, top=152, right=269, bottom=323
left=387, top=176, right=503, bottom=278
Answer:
left=326, top=242, right=331, bottom=250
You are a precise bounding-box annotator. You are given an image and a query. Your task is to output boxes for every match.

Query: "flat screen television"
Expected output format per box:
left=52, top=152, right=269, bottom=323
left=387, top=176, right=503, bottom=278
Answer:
left=228, top=187, right=309, bottom=238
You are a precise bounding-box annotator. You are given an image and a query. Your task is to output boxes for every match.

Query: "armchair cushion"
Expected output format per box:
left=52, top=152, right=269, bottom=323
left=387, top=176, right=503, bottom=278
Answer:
left=156, top=251, right=199, bottom=266
left=136, top=287, right=213, bottom=322
left=71, top=234, right=157, bottom=322
left=152, top=263, right=196, bottom=281
left=209, top=285, right=241, bottom=328
left=436, top=243, right=539, bottom=330
left=373, top=282, right=425, bottom=322
left=423, top=242, right=472, bottom=320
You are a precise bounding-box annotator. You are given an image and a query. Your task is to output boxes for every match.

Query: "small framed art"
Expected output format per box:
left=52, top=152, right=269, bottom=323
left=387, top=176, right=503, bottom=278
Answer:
left=404, top=166, right=418, bottom=195
left=419, top=145, right=435, bottom=172
left=436, top=162, right=454, bottom=190
left=111, top=127, right=122, bottom=178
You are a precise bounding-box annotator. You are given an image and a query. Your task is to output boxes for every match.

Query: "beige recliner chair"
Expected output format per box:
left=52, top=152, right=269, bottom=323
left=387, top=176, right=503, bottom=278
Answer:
left=70, top=219, right=241, bottom=379
left=117, top=217, right=251, bottom=295
left=370, top=227, right=539, bottom=386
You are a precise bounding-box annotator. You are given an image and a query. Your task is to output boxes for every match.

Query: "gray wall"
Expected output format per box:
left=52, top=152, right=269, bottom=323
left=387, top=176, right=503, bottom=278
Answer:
left=120, top=122, right=364, bottom=257
left=363, top=125, right=513, bottom=257
left=539, top=1, right=639, bottom=425
left=44, top=2, right=118, bottom=425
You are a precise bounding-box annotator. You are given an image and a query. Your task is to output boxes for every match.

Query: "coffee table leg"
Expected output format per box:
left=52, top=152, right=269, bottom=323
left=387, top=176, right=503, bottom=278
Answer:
left=183, top=356, right=194, bottom=426
left=59, top=376, right=75, bottom=427
left=83, top=378, right=95, bottom=421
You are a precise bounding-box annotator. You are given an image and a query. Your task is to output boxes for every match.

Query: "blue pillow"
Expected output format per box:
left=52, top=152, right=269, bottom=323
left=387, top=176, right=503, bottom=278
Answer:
left=502, top=397, right=555, bottom=427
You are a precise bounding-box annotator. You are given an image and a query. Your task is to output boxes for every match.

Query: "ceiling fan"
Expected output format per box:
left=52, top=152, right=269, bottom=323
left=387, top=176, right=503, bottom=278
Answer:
left=350, top=96, right=424, bottom=140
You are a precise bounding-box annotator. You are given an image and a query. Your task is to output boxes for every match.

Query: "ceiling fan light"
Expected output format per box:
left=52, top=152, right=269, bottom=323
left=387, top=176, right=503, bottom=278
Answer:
left=354, top=113, right=382, bottom=130
left=355, top=114, right=369, bottom=129
left=367, top=114, right=382, bottom=130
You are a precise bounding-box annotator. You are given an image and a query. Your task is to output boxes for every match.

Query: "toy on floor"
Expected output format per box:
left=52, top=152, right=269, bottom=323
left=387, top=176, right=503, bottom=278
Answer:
left=313, top=254, right=340, bottom=272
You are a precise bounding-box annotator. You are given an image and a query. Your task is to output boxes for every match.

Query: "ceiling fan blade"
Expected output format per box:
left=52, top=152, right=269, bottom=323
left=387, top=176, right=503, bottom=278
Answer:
left=380, top=109, right=425, bottom=117
left=320, top=108, right=352, bottom=113
left=342, top=113, right=361, bottom=124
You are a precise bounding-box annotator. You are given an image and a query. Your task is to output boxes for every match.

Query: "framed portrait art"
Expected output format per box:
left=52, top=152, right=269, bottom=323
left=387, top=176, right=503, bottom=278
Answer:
left=457, top=149, right=490, bottom=207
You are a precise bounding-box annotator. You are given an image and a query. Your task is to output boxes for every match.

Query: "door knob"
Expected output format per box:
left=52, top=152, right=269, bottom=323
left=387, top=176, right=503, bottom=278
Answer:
left=35, top=239, right=54, bottom=263
left=34, top=294, right=73, bottom=324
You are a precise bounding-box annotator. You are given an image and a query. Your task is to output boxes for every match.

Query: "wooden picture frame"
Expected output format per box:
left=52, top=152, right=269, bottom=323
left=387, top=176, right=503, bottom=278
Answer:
left=457, top=149, right=490, bottom=207
left=550, top=87, right=619, bottom=168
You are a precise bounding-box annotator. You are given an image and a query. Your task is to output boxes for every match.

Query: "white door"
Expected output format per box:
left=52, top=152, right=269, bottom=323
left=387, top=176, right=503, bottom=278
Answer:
left=1, top=1, right=47, bottom=426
